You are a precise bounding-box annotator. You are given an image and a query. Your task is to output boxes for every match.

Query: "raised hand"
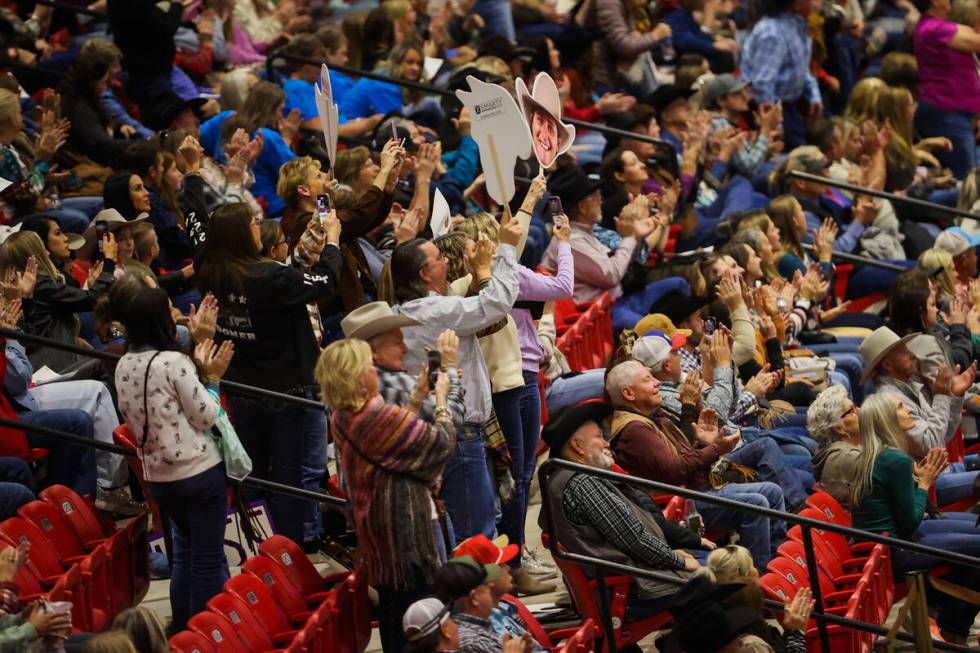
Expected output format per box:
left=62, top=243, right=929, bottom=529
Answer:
left=679, top=370, right=702, bottom=407
left=498, top=211, right=524, bottom=247
left=195, top=339, right=235, bottom=379
left=932, top=364, right=953, bottom=396
left=466, top=233, right=495, bottom=276
left=436, top=329, right=460, bottom=369
left=717, top=271, right=743, bottom=311
left=0, top=298, right=22, bottom=330
left=745, top=364, right=776, bottom=399
left=951, top=361, right=977, bottom=397
left=322, top=208, right=341, bottom=245
left=187, top=293, right=219, bottom=344
left=783, top=587, right=814, bottom=631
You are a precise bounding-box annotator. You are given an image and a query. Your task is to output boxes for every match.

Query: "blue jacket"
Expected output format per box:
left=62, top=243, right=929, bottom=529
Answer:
left=5, top=340, right=37, bottom=411
left=340, top=77, right=402, bottom=122
left=663, top=9, right=718, bottom=57
left=251, top=127, right=297, bottom=216
left=199, top=110, right=235, bottom=161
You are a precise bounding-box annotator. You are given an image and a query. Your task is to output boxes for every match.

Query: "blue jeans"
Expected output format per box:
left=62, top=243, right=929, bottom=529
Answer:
left=844, top=260, right=914, bottom=299
left=226, top=395, right=310, bottom=544
left=298, top=389, right=327, bottom=544
left=441, top=424, right=496, bottom=545
left=935, top=461, right=978, bottom=506
left=728, top=438, right=808, bottom=510
left=545, top=369, right=606, bottom=414
left=0, top=457, right=34, bottom=519
left=495, top=371, right=542, bottom=560
left=22, top=409, right=97, bottom=497
left=782, top=99, right=808, bottom=151
left=614, top=276, right=691, bottom=336
left=474, top=0, right=516, bottom=42
left=916, top=100, right=976, bottom=179
left=148, top=463, right=229, bottom=631
left=676, top=176, right=758, bottom=250
left=60, top=196, right=103, bottom=218
left=697, top=480, right=786, bottom=569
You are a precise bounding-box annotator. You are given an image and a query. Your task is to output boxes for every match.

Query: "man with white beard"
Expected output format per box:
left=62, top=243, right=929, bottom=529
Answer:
left=538, top=401, right=709, bottom=620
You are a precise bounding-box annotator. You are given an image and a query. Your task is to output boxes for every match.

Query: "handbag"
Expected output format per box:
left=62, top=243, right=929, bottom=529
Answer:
left=205, top=387, right=252, bottom=481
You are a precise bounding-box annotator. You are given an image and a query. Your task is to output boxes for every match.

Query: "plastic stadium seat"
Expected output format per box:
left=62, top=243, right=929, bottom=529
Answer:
left=242, top=554, right=317, bottom=617
left=168, top=630, right=218, bottom=653
left=0, top=517, right=71, bottom=586
left=225, top=572, right=311, bottom=633
left=207, top=592, right=295, bottom=649
left=332, top=569, right=371, bottom=653
left=258, top=535, right=347, bottom=603
left=559, top=620, right=596, bottom=653
left=112, top=425, right=164, bottom=535
left=804, top=490, right=852, bottom=527
left=188, top=611, right=251, bottom=653
left=39, top=484, right=117, bottom=545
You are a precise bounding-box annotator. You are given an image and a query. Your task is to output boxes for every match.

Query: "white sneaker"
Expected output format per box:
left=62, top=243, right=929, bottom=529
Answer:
left=522, top=548, right=558, bottom=578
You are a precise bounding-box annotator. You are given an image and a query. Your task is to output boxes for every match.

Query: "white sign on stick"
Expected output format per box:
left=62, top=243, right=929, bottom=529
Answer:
left=455, top=75, right=532, bottom=206
left=315, top=64, right=340, bottom=166
left=430, top=187, right=451, bottom=238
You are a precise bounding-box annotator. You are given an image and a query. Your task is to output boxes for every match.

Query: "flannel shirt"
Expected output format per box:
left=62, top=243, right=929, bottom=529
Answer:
left=289, top=223, right=331, bottom=346
left=677, top=348, right=758, bottom=424
left=457, top=613, right=507, bottom=653
left=708, top=115, right=771, bottom=179
left=741, top=13, right=821, bottom=104
left=376, top=365, right=465, bottom=430
left=562, top=473, right=685, bottom=571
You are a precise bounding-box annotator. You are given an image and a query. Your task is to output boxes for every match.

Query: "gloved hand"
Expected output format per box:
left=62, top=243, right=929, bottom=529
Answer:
left=497, top=468, right=517, bottom=504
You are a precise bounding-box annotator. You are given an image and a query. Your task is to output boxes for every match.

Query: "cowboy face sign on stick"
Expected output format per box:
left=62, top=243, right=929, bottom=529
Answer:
left=516, top=72, right=575, bottom=169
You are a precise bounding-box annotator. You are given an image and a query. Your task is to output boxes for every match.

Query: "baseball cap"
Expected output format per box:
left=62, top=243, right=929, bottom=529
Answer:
left=403, top=598, right=451, bottom=641
left=434, top=556, right=502, bottom=602
left=935, top=226, right=980, bottom=257
left=453, top=535, right=519, bottom=566
left=631, top=330, right=686, bottom=372
left=783, top=146, right=831, bottom=175
left=634, top=313, right=692, bottom=339
left=700, top=73, right=749, bottom=109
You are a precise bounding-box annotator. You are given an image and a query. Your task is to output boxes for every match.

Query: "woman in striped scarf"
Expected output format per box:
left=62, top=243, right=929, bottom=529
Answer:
left=317, top=338, right=455, bottom=653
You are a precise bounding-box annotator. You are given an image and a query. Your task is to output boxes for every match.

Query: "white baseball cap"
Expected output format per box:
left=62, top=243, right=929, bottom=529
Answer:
left=935, top=227, right=980, bottom=257
left=631, top=330, right=687, bottom=373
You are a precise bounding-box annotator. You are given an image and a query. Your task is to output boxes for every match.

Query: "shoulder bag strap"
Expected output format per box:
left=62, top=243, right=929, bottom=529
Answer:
left=140, top=351, right=163, bottom=450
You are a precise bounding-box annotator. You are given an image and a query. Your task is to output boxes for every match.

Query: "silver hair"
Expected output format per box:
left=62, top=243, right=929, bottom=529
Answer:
left=806, top=385, right=849, bottom=447
left=220, top=68, right=259, bottom=112
left=729, top=227, right=767, bottom=253
left=605, top=360, right=646, bottom=408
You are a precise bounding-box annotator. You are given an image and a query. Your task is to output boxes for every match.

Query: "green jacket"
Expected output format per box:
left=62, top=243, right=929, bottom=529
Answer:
left=0, top=613, right=37, bottom=653
left=851, top=448, right=927, bottom=539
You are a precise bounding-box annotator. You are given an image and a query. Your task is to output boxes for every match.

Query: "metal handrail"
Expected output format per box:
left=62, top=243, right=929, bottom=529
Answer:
left=538, top=457, right=980, bottom=653
left=800, top=243, right=909, bottom=272
left=787, top=171, right=978, bottom=222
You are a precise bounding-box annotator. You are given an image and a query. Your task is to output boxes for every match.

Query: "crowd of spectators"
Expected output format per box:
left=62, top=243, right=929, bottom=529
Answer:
left=0, top=0, right=979, bottom=650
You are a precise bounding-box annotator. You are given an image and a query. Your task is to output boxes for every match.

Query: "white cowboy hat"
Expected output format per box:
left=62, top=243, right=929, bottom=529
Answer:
left=340, top=301, right=421, bottom=341
left=515, top=73, right=575, bottom=163
left=858, top=326, right=918, bottom=384
left=79, top=208, right=150, bottom=260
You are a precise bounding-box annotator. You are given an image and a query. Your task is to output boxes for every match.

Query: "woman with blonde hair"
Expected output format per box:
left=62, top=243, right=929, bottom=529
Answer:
left=111, top=607, right=168, bottom=653
left=844, top=77, right=885, bottom=124
left=851, top=392, right=980, bottom=644
left=706, top=544, right=811, bottom=652
left=81, top=632, right=137, bottom=653
left=917, top=247, right=958, bottom=302
left=341, top=42, right=432, bottom=122
left=318, top=338, right=455, bottom=653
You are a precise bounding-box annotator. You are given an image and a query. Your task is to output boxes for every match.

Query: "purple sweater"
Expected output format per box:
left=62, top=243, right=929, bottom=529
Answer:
left=515, top=242, right=574, bottom=372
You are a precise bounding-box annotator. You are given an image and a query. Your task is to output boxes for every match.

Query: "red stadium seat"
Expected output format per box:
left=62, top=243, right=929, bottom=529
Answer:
left=188, top=610, right=251, bottom=653
left=258, top=535, right=347, bottom=603
left=331, top=569, right=371, bottom=653
left=39, top=484, right=117, bottom=545
left=168, top=630, right=218, bottom=653
left=242, top=554, right=319, bottom=617
left=225, top=572, right=311, bottom=633
left=207, top=592, right=294, bottom=649
left=804, top=490, right=852, bottom=527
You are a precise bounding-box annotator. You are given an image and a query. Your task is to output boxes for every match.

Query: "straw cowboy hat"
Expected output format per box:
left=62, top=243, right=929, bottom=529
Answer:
left=515, top=74, right=575, bottom=154
left=79, top=208, right=149, bottom=259
left=340, top=301, right=420, bottom=341
left=858, top=326, right=918, bottom=384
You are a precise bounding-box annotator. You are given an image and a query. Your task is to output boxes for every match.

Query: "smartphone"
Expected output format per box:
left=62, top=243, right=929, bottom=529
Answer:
left=315, top=193, right=330, bottom=222
left=427, top=350, right=442, bottom=389
left=687, top=513, right=703, bottom=537
left=703, top=316, right=717, bottom=336
left=391, top=121, right=399, bottom=143
left=95, top=221, right=109, bottom=257
left=548, top=196, right=564, bottom=227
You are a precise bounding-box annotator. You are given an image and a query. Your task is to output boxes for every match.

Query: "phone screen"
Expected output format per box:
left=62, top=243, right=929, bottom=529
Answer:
left=316, top=194, right=330, bottom=220
left=95, top=221, right=109, bottom=256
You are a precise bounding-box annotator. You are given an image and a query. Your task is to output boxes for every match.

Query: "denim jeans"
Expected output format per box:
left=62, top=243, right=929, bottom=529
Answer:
left=60, top=196, right=103, bottom=219
left=22, top=408, right=97, bottom=497
left=493, top=371, right=542, bottom=562
left=226, top=395, right=310, bottom=544
left=441, top=424, right=496, bottom=545
left=474, top=0, right=516, bottom=42
left=697, top=480, right=786, bottom=570
left=676, top=176, right=758, bottom=251
left=915, top=100, right=976, bottom=179
left=727, top=438, right=808, bottom=510
left=297, top=389, right=327, bottom=544
left=0, top=457, right=34, bottom=519
left=149, top=463, right=229, bottom=631
left=891, top=514, right=980, bottom=638
left=935, top=462, right=978, bottom=506
left=843, top=260, right=915, bottom=299
left=545, top=369, right=606, bottom=414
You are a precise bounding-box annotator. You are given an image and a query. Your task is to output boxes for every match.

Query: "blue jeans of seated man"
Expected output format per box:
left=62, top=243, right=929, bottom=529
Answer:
left=727, top=438, right=808, bottom=510
left=697, top=480, right=786, bottom=570
left=916, top=100, right=976, bottom=179
left=474, top=0, right=516, bottom=42
left=298, top=388, right=327, bottom=543
left=441, top=424, right=496, bottom=545
left=22, top=409, right=96, bottom=497
left=935, top=462, right=978, bottom=506
left=149, top=463, right=229, bottom=632
left=0, top=457, right=34, bottom=519
left=844, top=260, right=915, bottom=299
left=546, top=369, right=606, bottom=414
left=741, top=426, right=812, bottom=459
left=226, top=395, right=310, bottom=544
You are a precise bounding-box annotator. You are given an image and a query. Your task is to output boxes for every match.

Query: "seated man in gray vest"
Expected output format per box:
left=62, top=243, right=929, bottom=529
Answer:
left=538, top=401, right=707, bottom=621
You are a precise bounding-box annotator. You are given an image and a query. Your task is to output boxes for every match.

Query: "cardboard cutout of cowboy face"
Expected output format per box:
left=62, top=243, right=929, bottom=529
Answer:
left=516, top=72, right=575, bottom=169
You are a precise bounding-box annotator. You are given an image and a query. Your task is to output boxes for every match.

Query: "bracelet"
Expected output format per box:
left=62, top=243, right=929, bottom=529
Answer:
left=207, top=375, right=221, bottom=385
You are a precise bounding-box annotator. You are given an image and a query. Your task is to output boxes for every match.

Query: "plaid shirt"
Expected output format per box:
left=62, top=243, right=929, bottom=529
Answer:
left=457, top=613, right=507, bottom=653
left=376, top=365, right=465, bottom=430
left=741, top=13, right=821, bottom=104
left=562, top=473, right=685, bottom=571
left=708, top=115, right=771, bottom=179
left=677, top=348, right=758, bottom=424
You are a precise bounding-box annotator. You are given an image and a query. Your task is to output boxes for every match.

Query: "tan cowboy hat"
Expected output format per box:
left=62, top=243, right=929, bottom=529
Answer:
left=79, top=208, right=149, bottom=260
left=858, top=326, right=918, bottom=384
left=515, top=73, right=575, bottom=162
left=340, top=301, right=421, bottom=341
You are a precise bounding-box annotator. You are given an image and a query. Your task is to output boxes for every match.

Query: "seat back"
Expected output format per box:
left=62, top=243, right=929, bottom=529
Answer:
left=333, top=569, right=370, bottom=653
left=206, top=592, right=276, bottom=651
left=661, top=496, right=687, bottom=522
left=259, top=534, right=328, bottom=598
left=39, top=484, right=114, bottom=543
left=805, top=491, right=852, bottom=527
left=168, top=630, right=218, bottom=653
left=224, top=572, right=297, bottom=635
left=757, top=572, right=796, bottom=603
left=17, top=500, right=88, bottom=559
left=0, top=517, right=65, bottom=579
left=112, top=425, right=164, bottom=535
left=241, top=554, right=312, bottom=617
left=188, top=611, right=252, bottom=653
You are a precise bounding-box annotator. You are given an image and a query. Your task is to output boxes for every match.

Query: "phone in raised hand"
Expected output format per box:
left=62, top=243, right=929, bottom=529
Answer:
left=94, top=221, right=109, bottom=260
left=315, top=193, right=330, bottom=223
left=427, top=349, right=442, bottom=389
left=548, top=196, right=564, bottom=227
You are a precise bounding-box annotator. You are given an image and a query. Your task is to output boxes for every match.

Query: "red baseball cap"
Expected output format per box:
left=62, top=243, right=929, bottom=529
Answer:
left=453, top=534, right=519, bottom=566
